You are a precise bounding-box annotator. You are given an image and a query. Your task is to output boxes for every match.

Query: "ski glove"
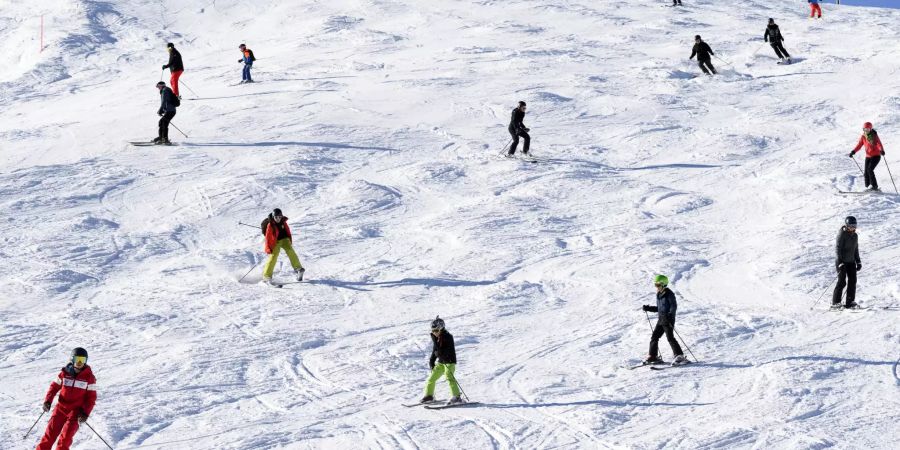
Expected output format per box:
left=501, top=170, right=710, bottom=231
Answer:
left=642, top=305, right=658, bottom=312
left=162, top=64, right=168, bottom=70
left=77, top=413, right=88, bottom=424
left=849, top=152, right=855, bottom=158
left=856, top=263, right=862, bottom=271
left=238, top=59, right=243, bottom=63
left=42, top=401, right=51, bottom=412
left=881, top=150, right=886, bottom=156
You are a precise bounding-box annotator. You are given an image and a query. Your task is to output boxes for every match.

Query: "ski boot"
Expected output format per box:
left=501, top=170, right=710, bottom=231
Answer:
left=672, top=354, right=689, bottom=366
left=844, top=302, right=860, bottom=309
left=643, top=355, right=665, bottom=365
left=447, top=396, right=463, bottom=405
left=161, top=139, right=172, bottom=146
left=152, top=137, right=163, bottom=144
left=420, top=395, right=434, bottom=403
left=866, top=186, right=880, bottom=192
left=296, top=267, right=305, bottom=281
left=830, top=303, right=843, bottom=310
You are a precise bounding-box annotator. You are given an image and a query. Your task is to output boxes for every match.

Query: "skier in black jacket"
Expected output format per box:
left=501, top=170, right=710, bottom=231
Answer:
left=162, top=43, right=184, bottom=97
left=420, top=317, right=462, bottom=405
left=689, top=35, right=717, bottom=75
left=764, top=19, right=791, bottom=64
left=642, top=275, right=687, bottom=365
left=672, top=0, right=682, bottom=6
left=507, top=101, right=530, bottom=156
left=154, top=81, right=178, bottom=144
left=833, top=216, right=861, bottom=309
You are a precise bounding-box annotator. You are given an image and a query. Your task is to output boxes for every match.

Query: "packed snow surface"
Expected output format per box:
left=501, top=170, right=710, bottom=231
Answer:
left=2, top=0, right=899, bottom=449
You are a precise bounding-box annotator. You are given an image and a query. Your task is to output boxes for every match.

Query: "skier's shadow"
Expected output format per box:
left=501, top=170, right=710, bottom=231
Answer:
left=305, top=277, right=498, bottom=292
left=182, top=141, right=398, bottom=152
left=481, top=399, right=714, bottom=409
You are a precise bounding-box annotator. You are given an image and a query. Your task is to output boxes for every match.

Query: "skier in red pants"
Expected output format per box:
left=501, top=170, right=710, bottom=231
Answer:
left=809, top=0, right=822, bottom=19
left=36, top=348, right=97, bottom=450
left=162, top=42, right=184, bottom=97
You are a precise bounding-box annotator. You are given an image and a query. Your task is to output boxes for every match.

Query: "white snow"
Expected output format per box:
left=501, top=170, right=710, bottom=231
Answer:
left=2, top=0, right=900, bottom=449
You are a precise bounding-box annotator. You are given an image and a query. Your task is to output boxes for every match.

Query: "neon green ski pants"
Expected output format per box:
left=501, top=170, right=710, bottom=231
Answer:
left=262, top=238, right=303, bottom=279
left=424, top=363, right=460, bottom=397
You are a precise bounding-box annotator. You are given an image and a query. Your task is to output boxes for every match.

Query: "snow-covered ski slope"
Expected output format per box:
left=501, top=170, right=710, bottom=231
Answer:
left=2, top=0, right=900, bottom=448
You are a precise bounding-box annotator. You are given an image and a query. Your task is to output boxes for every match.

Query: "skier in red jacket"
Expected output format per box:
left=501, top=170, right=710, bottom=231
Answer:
left=260, top=208, right=305, bottom=284
left=36, top=348, right=97, bottom=450
left=850, top=122, right=886, bottom=191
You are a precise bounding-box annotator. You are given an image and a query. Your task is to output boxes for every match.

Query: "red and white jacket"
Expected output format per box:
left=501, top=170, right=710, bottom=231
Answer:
left=44, top=364, right=97, bottom=417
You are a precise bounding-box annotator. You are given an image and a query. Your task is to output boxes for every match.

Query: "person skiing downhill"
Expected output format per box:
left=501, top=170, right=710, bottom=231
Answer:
left=689, top=35, right=717, bottom=75
left=764, top=19, right=791, bottom=64
left=850, top=122, right=886, bottom=191
left=154, top=81, right=178, bottom=145
left=162, top=42, right=184, bottom=97
left=238, top=44, right=255, bottom=84
left=260, top=208, right=305, bottom=284
left=420, top=316, right=463, bottom=405
left=672, top=0, right=682, bottom=6
left=809, top=0, right=822, bottom=19
left=507, top=101, right=530, bottom=156
left=36, top=348, right=97, bottom=450
left=642, top=275, right=688, bottom=365
left=833, top=216, right=862, bottom=309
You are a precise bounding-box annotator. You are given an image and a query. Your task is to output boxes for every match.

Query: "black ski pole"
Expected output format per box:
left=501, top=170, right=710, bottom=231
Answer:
left=23, top=411, right=45, bottom=440
left=673, top=327, right=699, bottom=363
left=180, top=80, right=200, bottom=98
left=811, top=273, right=839, bottom=310
left=644, top=310, right=654, bottom=334
left=500, top=138, right=512, bottom=156
left=851, top=154, right=865, bottom=177
left=84, top=421, right=114, bottom=450
left=882, top=156, right=899, bottom=195
left=456, top=379, right=471, bottom=403
left=238, top=257, right=263, bottom=283
left=714, top=54, right=733, bottom=67
left=159, top=68, right=164, bottom=82
left=238, top=222, right=259, bottom=230
left=169, top=121, right=189, bottom=138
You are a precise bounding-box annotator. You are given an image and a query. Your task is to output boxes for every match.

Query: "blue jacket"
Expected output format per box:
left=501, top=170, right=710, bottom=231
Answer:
left=158, top=87, right=177, bottom=114
left=656, top=288, right=677, bottom=318
left=809, top=0, right=819, bottom=4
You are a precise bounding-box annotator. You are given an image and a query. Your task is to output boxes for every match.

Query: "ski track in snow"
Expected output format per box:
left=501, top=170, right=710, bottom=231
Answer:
left=2, top=0, right=900, bottom=449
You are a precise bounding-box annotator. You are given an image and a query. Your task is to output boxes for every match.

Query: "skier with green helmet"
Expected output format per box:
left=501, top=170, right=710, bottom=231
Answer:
left=642, top=275, right=687, bottom=365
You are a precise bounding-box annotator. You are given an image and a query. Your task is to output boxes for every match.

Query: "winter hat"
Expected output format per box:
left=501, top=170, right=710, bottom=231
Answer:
left=166, top=42, right=175, bottom=48
left=273, top=208, right=283, bottom=217
left=695, top=35, right=701, bottom=40
left=239, top=43, right=246, bottom=49
left=156, top=81, right=165, bottom=87
left=863, top=122, right=873, bottom=129
left=518, top=101, right=526, bottom=107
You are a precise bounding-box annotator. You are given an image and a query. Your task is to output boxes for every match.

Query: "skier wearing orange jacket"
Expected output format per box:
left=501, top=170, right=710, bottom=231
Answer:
left=260, top=208, right=305, bottom=284
left=36, top=348, right=97, bottom=450
left=849, top=122, right=886, bottom=191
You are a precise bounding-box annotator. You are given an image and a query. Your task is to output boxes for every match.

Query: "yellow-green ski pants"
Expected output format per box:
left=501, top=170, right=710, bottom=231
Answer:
left=424, top=363, right=460, bottom=397
left=263, top=238, right=303, bottom=279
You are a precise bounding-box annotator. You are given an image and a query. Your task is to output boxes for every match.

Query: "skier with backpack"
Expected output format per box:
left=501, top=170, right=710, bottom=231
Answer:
left=161, top=42, right=184, bottom=97
left=507, top=101, right=530, bottom=157
left=420, top=316, right=463, bottom=405
left=35, top=348, right=97, bottom=450
left=833, top=216, right=862, bottom=309
left=238, top=44, right=256, bottom=84
left=260, top=208, right=305, bottom=285
left=764, top=19, right=792, bottom=64
left=154, top=81, right=179, bottom=145
left=850, top=122, right=886, bottom=192
left=689, top=35, right=717, bottom=75
left=641, top=275, right=688, bottom=366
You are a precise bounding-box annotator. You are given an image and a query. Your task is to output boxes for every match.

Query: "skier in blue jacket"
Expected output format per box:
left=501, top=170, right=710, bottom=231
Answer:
left=642, top=275, right=687, bottom=365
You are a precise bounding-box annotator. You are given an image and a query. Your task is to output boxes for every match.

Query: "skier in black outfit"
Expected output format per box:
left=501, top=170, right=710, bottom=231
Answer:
left=764, top=19, right=791, bottom=64
left=507, top=101, right=530, bottom=156
left=689, top=35, right=717, bottom=75
left=420, top=316, right=462, bottom=405
left=154, top=81, right=178, bottom=144
left=833, top=216, right=861, bottom=309
left=672, top=0, right=682, bottom=6
left=642, top=275, right=687, bottom=365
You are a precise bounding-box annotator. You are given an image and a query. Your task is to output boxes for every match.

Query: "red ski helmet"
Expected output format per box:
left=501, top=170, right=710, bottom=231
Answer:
left=863, top=122, right=873, bottom=130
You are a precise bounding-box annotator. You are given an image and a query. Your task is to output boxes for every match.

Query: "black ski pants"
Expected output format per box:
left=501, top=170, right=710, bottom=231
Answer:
left=508, top=128, right=530, bottom=155
left=864, top=156, right=881, bottom=189
left=672, top=0, right=681, bottom=5
left=832, top=263, right=857, bottom=306
left=697, top=58, right=716, bottom=75
left=158, top=111, right=176, bottom=140
left=770, top=41, right=790, bottom=59
left=649, top=318, right=683, bottom=358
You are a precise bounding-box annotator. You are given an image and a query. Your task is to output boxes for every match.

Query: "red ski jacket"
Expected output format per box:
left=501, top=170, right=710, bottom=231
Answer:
left=264, top=219, right=293, bottom=254
left=44, top=365, right=97, bottom=417
left=852, top=132, right=885, bottom=158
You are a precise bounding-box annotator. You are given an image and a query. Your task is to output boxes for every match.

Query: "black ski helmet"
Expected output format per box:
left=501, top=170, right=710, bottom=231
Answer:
left=695, top=35, right=701, bottom=40
left=273, top=208, right=283, bottom=217
left=845, top=216, right=857, bottom=227
left=71, top=347, right=88, bottom=364
left=166, top=42, right=175, bottom=48
left=768, top=18, right=775, bottom=24
left=430, top=316, right=445, bottom=331
left=156, top=81, right=165, bottom=88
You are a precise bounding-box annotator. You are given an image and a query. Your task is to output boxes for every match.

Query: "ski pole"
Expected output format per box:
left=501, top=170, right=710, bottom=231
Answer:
left=882, top=155, right=899, bottom=195
left=751, top=41, right=766, bottom=56
left=811, top=273, right=839, bottom=310
left=159, top=68, right=164, bottom=82
left=714, top=54, right=733, bottom=67
left=84, top=421, right=114, bottom=450
left=23, top=411, right=45, bottom=440
left=169, top=121, right=189, bottom=138
left=238, top=222, right=259, bottom=230
left=850, top=154, right=865, bottom=177
left=238, top=257, right=263, bottom=283
left=673, top=327, right=699, bottom=363
left=500, top=138, right=512, bottom=156
left=456, top=379, right=471, bottom=403
left=644, top=310, right=654, bottom=334
left=180, top=80, right=200, bottom=98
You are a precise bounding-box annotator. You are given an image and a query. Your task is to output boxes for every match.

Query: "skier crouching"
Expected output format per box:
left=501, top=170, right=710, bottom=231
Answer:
left=421, top=316, right=463, bottom=405
left=642, top=275, right=688, bottom=365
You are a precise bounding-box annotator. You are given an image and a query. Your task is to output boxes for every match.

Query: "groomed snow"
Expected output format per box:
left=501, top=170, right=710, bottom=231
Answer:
left=1, top=0, right=899, bottom=448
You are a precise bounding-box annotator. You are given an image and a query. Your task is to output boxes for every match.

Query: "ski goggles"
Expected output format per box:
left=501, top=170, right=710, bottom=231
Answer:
left=73, top=356, right=87, bottom=365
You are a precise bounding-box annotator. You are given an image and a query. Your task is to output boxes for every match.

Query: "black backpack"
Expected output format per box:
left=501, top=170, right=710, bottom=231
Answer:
left=260, top=217, right=270, bottom=235
left=168, top=88, right=181, bottom=107
left=248, top=49, right=256, bottom=62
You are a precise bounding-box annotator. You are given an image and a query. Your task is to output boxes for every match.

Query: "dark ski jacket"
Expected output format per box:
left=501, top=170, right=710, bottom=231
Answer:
left=165, top=48, right=184, bottom=72
left=508, top=108, right=527, bottom=133
left=429, top=330, right=457, bottom=368
left=764, top=24, right=784, bottom=43
left=158, top=87, right=177, bottom=114
left=646, top=288, right=677, bottom=323
left=690, top=42, right=714, bottom=61
left=835, top=226, right=860, bottom=266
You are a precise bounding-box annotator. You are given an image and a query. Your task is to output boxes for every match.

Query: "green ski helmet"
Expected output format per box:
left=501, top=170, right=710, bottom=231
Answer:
left=653, top=275, right=669, bottom=287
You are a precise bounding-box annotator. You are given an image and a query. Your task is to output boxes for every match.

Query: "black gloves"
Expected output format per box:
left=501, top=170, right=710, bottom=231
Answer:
left=849, top=152, right=855, bottom=158
left=881, top=150, right=886, bottom=156
left=42, top=402, right=51, bottom=412
left=642, top=305, right=651, bottom=312
left=77, top=413, right=88, bottom=423
left=642, top=305, right=658, bottom=312
left=856, top=263, right=862, bottom=271
left=162, top=64, right=168, bottom=70
left=238, top=59, right=243, bottom=63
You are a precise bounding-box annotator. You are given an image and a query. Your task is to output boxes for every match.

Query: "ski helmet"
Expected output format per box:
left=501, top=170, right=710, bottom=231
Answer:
left=430, top=316, right=445, bottom=331
left=863, top=122, right=873, bottom=130
left=695, top=35, right=701, bottom=40
left=768, top=18, right=775, bottom=23
left=71, top=347, right=88, bottom=365
left=166, top=42, right=175, bottom=49
left=156, top=81, right=165, bottom=88
left=273, top=208, right=283, bottom=217
left=653, top=274, right=669, bottom=287
left=845, top=216, right=857, bottom=227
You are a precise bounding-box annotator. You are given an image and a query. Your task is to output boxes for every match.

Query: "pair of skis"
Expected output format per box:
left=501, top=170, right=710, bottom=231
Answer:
left=627, top=360, right=693, bottom=371
left=402, top=399, right=480, bottom=410
left=129, top=141, right=177, bottom=147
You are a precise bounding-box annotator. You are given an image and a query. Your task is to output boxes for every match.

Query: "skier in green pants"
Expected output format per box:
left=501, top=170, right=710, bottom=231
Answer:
left=260, top=208, right=305, bottom=284
left=421, top=316, right=463, bottom=405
